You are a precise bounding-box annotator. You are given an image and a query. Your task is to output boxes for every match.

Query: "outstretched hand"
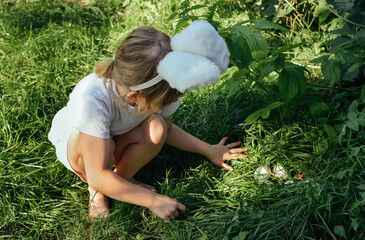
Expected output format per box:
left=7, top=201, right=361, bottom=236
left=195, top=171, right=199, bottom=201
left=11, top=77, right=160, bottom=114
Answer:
left=149, top=194, right=186, bottom=222
left=207, top=137, right=248, bottom=171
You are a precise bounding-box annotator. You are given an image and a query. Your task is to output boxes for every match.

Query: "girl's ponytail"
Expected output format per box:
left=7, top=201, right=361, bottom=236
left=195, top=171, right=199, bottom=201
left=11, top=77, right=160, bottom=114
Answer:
left=94, top=58, right=114, bottom=79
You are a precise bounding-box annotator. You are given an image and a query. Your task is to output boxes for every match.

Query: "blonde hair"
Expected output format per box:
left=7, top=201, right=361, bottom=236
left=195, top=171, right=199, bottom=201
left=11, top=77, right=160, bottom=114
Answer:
left=95, top=26, right=183, bottom=115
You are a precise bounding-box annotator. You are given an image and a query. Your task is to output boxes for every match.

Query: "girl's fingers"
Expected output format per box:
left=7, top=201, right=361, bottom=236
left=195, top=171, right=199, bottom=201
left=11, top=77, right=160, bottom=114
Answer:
left=219, top=136, right=229, bottom=145
left=177, top=202, right=186, bottom=213
left=168, top=203, right=185, bottom=221
left=229, top=148, right=248, bottom=154
left=221, top=162, right=233, bottom=171
left=231, top=154, right=248, bottom=159
left=225, top=141, right=241, bottom=148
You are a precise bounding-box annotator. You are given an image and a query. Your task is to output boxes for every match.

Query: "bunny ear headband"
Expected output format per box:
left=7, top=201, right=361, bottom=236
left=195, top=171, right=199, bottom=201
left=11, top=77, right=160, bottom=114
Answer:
left=129, top=20, right=230, bottom=93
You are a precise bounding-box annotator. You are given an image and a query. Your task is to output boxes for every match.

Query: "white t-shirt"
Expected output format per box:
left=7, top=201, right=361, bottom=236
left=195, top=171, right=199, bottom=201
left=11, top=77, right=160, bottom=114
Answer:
left=48, top=73, right=180, bottom=143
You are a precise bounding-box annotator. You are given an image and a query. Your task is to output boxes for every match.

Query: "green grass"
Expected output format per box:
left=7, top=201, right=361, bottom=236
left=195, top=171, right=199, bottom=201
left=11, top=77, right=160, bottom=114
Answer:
left=1, top=0, right=364, bottom=239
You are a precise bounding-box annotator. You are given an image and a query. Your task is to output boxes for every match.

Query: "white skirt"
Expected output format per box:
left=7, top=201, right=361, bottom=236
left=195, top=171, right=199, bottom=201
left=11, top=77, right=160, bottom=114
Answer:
left=48, top=108, right=86, bottom=182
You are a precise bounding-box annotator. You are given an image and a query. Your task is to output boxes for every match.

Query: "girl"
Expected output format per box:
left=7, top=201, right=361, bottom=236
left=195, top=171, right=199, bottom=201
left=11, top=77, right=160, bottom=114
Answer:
left=48, top=20, right=248, bottom=221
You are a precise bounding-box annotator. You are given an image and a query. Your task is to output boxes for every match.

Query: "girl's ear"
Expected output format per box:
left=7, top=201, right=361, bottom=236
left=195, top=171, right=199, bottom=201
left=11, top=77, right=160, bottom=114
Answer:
left=126, top=91, right=139, bottom=103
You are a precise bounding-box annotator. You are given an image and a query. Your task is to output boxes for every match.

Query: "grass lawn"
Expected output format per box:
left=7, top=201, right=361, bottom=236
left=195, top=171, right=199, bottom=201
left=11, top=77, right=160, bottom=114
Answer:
left=1, top=0, right=364, bottom=239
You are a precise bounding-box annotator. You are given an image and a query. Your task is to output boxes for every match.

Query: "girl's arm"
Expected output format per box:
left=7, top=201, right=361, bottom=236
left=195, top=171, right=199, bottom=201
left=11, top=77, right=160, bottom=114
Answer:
left=164, top=117, right=247, bottom=170
left=80, top=132, right=185, bottom=220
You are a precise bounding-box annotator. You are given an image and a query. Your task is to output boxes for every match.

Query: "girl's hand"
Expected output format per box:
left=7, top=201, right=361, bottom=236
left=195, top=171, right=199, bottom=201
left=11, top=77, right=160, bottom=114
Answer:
left=149, top=194, right=186, bottom=221
left=207, top=137, right=248, bottom=171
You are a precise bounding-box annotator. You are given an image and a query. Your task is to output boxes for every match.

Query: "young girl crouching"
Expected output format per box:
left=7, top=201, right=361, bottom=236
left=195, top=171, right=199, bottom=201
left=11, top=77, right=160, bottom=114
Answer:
left=48, top=21, right=248, bottom=221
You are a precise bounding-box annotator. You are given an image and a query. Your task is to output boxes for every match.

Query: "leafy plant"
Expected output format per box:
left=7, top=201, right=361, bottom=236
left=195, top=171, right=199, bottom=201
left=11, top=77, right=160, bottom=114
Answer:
left=315, top=0, right=365, bottom=88
left=169, top=1, right=365, bottom=239
left=170, top=0, right=335, bottom=124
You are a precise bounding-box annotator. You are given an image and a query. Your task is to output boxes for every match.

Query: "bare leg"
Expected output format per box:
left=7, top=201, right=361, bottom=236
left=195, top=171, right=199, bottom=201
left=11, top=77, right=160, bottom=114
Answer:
left=67, top=114, right=167, bottom=220
left=113, top=114, right=167, bottom=189
left=67, top=132, right=116, bottom=220
left=87, top=137, right=115, bottom=220
left=88, top=185, right=110, bottom=220
left=87, top=115, right=166, bottom=220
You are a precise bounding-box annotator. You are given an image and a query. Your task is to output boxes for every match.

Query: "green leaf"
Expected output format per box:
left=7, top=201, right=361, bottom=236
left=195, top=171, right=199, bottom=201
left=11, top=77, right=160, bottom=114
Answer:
left=273, top=42, right=307, bottom=55
left=245, top=103, right=280, bottom=124
left=207, top=4, right=217, bottom=20
left=359, top=192, right=365, bottom=200
left=333, top=0, right=355, bottom=12
left=331, top=36, right=352, bottom=50
left=232, top=231, right=249, bottom=240
left=347, top=111, right=358, bottom=121
left=232, top=68, right=250, bottom=81
left=357, top=29, right=365, bottom=37
left=324, top=125, right=337, bottom=144
left=275, top=2, right=293, bottom=18
left=361, top=84, right=365, bottom=103
left=350, top=147, right=362, bottom=158
left=322, top=59, right=341, bottom=86
left=168, top=12, right=179, bottom=20
left=227, top=36, right=252, bottom=69
left=223, top=79, right=244, bottom=98
left=314, top=1, right=331, bottom=22
left=339, top=123, right=347, bottom=140
left=248, top=33, right=268, bottom=60
left=261, top=108, right=270, bottom=119
left=337, top=169, right=348, bottom=179
left=311, top=55, right=329, bottom=64
left=357, top=184, right=365, bottom=191
left=190, top=4, right=206, bottom=10
left=245, top=109, right=262, bottom=124
left=196, top=234, right=208, bottom=240
left=335, top=51, right=360, bottom=63
left=175, top=17, right=190, bottom=32
left=231, top=25, right=254, bottom=36
left=253, top=19, right=288, bottom=32
left=309, top=101, right=330, bottom=117
left=319, top=10, right=331, bottom=22
left=256, top=61, right=275, bottom=82
left=351, top=218, right=360, bottom=231
left=334, top=225, right=347, bottom=239
left=330, top=23, right=354, bottom=35
left=231, top=26, right=268, bottom=60
left=349, top=100, right=359, bottom=112
left=179, top=0, right=190, bottom=9
left=277, top=63, right=307, bottom=101
left=274, top=54, right=285, bottom=71
left=346, top=62, right=363, bottom=75
left=347, top=120, right=359, bottom=131
left=266, top=101, right=284, bottom=110
left=278, top=75, right=297, bottom=100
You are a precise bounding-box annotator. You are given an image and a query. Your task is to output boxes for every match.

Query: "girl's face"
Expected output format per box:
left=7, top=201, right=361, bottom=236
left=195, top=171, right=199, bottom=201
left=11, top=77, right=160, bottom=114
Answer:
left=137, top=95, right=179, bottom=113
left=139, top=95, right=179, bottom=113
left=117, top=83, right=181, bottom=115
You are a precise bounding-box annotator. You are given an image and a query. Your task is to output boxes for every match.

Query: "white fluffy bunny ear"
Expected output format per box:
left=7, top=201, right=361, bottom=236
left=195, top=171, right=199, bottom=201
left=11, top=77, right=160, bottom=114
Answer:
left=129, top=20, right=230, bottom=93
left=171, top=20, right=230, bottom=73
left=129, top=52, right=221, bottom=92
left=157, top=52, right=221, bottom=93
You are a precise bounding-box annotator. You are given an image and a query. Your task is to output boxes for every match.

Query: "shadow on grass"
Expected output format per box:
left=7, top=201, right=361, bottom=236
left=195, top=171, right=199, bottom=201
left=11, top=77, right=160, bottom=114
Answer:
left=1, top=0, right=125, bottom=35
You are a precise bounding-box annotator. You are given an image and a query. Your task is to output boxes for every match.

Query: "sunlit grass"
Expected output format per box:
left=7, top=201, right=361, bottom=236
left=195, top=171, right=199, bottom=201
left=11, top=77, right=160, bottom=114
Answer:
left=1, top=0, right=364, bottom=239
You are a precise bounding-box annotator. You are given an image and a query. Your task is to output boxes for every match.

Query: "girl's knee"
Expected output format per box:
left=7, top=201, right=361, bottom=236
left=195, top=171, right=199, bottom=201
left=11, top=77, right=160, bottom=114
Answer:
left=147, top=114, right=167, bottom=145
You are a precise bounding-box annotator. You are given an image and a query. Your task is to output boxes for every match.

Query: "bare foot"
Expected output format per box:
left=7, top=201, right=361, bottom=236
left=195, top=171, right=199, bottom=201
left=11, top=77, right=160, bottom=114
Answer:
left=129, top=178, right=156, bottom=192
left=88, top=185, right=110, bottom=221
